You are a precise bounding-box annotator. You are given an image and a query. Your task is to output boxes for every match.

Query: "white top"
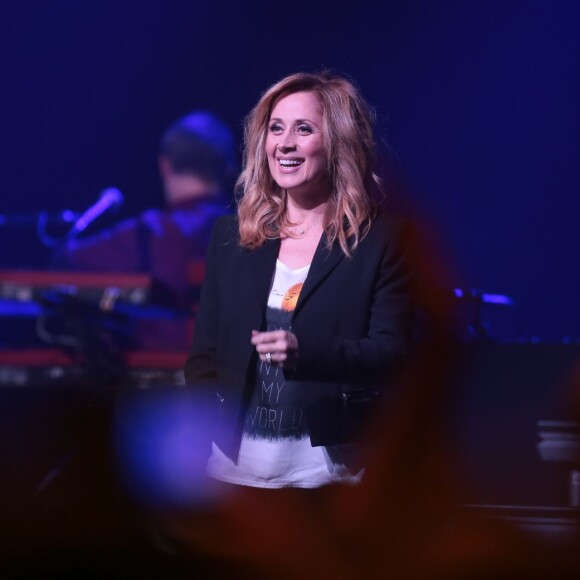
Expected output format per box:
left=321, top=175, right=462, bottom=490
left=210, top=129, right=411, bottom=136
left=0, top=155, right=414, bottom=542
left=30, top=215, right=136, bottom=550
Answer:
left=207, top=259, right=364, bottom=488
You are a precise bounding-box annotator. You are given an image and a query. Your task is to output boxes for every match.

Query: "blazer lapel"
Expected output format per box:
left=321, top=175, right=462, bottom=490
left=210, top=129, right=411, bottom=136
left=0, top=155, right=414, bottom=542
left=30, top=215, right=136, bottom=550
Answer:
left=293, top=232, right=344, bottom=318
left=239, top=237, right=280, bottom=327
left=235, top=232, right=344, bottom=323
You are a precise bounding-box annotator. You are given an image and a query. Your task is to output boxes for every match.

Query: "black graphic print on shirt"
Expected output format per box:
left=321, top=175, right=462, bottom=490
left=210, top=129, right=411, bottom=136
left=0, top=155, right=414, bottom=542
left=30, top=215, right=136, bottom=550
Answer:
left=244, top=305, right=308, bottom=441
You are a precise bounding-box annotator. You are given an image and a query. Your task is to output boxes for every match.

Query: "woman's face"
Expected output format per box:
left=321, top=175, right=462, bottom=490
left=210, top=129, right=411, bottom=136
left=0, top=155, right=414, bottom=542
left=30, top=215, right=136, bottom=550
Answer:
left=265, top=91, right=329, bottom=200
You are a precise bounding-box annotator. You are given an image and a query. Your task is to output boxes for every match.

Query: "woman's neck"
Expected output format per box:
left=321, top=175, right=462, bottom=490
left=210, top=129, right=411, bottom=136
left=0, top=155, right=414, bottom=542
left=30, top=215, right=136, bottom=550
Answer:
left=285, top=192, right=328, bottom=227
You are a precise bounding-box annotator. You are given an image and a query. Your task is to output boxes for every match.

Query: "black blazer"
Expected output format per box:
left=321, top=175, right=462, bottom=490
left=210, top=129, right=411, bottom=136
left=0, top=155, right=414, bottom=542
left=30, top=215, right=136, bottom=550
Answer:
left=185, top=213, right=413, bottom=460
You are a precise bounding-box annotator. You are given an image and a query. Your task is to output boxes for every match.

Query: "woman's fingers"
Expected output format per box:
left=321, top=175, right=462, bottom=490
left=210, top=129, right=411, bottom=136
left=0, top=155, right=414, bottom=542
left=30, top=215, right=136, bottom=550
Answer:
left=251, top=329, right=287, bottom=344
left=251, top=330, right=298, bottom=369
left=251, top=330, right=290, bottom=352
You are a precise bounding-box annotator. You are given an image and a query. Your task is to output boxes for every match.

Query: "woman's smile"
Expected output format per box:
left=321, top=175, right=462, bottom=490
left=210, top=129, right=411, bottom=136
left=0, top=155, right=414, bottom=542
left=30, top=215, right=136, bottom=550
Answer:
left=266, top=91, right=329, bottom=199
left=277, top=156, right=305, bottom=171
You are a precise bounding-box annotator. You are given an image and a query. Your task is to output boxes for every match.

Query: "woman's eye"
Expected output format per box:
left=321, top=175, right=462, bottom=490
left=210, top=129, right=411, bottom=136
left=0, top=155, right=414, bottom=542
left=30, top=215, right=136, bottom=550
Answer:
left=269, top=123, right=283, bottom=133
left=296, top=124, right=313, bottom=134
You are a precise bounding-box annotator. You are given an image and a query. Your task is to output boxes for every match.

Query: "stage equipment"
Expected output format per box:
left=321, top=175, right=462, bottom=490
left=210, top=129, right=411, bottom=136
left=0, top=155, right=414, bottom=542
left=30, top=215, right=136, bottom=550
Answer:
left=66, top=187, right=124, bottom=240
left=0, top=348, right=186, bottom=388
left=537, top=420, right=580, bottom=507
left=0, top=270, right=150, bottom=310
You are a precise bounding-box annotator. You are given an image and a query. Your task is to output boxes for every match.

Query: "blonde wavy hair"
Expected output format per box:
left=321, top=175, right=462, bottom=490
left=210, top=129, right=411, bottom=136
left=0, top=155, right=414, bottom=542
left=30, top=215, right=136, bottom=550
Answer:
left=236, top=71, right=383, bottom=257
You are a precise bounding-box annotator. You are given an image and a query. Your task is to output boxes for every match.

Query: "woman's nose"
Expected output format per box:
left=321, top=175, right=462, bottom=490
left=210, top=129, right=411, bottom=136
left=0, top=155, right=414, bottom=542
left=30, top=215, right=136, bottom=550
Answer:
left=277, top=131, right=296, bottom=153
left=277, top=142, right=296, bottom=154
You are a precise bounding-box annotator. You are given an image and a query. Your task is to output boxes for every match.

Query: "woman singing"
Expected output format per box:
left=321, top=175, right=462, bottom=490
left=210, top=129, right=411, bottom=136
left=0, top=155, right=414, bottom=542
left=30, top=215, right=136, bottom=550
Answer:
left=185, top=71, right=413, bottom=489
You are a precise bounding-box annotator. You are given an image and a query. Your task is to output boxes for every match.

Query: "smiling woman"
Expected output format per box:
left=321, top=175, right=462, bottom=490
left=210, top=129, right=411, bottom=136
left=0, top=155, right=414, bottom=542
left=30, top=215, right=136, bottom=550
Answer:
left=265, top=91, right=328, bottom=203
left=237, top=72, right=383, bottom=257
left=185, top=71, right=413, bottom=490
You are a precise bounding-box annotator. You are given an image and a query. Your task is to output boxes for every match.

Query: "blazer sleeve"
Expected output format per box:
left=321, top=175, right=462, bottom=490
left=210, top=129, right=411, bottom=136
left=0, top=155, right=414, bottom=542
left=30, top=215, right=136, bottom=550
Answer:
left=184, top=218, right=222, bottom=385
left=292, top=218, right=413, bottom=385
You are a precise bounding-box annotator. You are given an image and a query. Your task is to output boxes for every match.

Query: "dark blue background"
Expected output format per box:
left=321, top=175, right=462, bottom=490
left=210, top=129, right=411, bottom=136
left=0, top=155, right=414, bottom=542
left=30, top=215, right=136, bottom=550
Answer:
left=1, top=0, right=579, bottom=342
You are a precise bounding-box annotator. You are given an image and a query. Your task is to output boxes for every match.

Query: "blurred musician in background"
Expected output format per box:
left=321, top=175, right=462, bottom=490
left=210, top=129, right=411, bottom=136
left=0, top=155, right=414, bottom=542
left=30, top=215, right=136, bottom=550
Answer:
left=55, top=111, right=236, bottom=351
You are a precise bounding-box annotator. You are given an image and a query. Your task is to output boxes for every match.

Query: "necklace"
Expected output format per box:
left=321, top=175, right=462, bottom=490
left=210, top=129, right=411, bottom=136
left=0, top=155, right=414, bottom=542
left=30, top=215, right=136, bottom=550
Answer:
left=286, top=219, right=323, bottom=238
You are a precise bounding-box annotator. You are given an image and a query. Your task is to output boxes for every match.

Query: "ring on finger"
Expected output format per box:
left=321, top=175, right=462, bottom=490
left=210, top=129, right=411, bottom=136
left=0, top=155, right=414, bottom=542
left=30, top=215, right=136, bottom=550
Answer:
left=265, top=352, right=272, bottom=365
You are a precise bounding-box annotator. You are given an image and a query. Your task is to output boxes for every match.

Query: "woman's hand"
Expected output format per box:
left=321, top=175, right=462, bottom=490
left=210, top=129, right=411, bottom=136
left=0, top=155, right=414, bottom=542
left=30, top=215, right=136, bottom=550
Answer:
left=251, top=329, right=299, bottom=369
